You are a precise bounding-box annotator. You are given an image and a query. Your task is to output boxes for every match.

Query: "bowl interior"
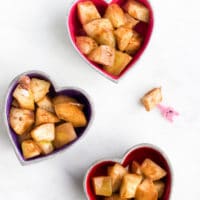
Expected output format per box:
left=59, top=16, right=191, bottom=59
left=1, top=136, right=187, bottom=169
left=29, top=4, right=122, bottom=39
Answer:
left=68, top=0, right=154, bottom=80
left=85, top=146, right=172, bottom=200
left=5, top=72, right=92, bottom=163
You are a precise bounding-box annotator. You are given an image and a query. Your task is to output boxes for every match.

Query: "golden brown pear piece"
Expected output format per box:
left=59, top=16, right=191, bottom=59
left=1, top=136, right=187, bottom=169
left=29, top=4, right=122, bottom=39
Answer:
left=123, top=13, right=139, bottom=29
left=124, top=0, right=150, bottom=23
left=31, top=123, right=55, bottom=142
left=35, top=108, right=60, bottom=126
left=135, top=179, right=158, bottom=200
left=154, top=181, right=165, bottom=198
left=114, top=27, right=133, bottom=51
left=77, top=1, right=101, bottom=25
left=103, top=51, right=132, bottom=76
left=54, top=123, right=77, bottom=148
left=76, top=36, right=98, bottom=55
left=92, top=176, right=112, bottom=197
left=141, top=88, right=162, bottom=111
left=36, top=96, right=55, bottom=113
left=13, top=76, right=34, bottom=110
left=9, top=107, right=34, bottom=135
left=141, top=159, right=167, bottom=181
left=131, top=161, right=143, bottom=175
left=30, top=78, right=50, bottom=102
left=88, top=45, right=115, bottom=66
left=104, top=4, right=126, bottom=28
left=21, top=140, right=41, bottom=159
left=37, top=141, right=54, bottom=155
left=54, top=103, right=87, bottom=127
left=120, top=173, right=143, bottom=199
left=107, top=163, right=127, bottom=192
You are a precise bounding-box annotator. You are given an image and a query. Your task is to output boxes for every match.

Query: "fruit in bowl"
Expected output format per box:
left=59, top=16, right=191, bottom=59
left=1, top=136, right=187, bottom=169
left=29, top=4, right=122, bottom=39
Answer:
left=4, top=71, right=93, bottom=165
left=67, top=0, right=154, bottom=81
left=84, top=144, right=172, bottom=200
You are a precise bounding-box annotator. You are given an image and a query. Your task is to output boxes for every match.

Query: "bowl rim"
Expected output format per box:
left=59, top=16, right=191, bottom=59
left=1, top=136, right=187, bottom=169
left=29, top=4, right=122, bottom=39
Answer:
left=3, top=70, right=95, bottom=165
left=83, top=143, right=173, bottom=199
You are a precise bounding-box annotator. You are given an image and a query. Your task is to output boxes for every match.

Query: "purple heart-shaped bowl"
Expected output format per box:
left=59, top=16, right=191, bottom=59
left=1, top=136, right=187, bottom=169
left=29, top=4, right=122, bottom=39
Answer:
left=3, top=70, right=94, bottom=165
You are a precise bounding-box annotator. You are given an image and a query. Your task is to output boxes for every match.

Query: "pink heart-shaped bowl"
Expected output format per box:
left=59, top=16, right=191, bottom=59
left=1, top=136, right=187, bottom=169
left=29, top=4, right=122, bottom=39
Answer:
left=3, top=70, right=94, bottom=165
left=67, top=0, right=154, bottom=82
left=84, top=143, right=173, bottom=200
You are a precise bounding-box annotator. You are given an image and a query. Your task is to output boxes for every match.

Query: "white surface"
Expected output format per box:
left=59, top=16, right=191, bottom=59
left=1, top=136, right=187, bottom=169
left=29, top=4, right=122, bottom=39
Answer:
left=0, top=0, right=199, bottom=199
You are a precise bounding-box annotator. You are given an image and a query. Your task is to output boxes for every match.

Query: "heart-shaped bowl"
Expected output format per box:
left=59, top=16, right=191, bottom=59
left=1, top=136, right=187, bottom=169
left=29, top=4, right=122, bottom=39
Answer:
left=3, top=70, right=94, bottom=165
left=67, top=0, right=154, bottom=82
left=84, top=143, right=173, bottom=200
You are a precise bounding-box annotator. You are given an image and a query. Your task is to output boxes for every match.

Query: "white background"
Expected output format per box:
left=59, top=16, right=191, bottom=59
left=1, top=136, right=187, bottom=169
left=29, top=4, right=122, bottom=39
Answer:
left=0, top=0, right=200, bottom=199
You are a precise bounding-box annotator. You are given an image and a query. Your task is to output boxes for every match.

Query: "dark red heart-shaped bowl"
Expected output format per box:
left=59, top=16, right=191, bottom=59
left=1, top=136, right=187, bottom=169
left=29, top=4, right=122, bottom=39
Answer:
left=67, top=0, right=154, bottom=82
left=84, top=143, right=173, bottom=200
left=3, top=70, right=94, bottom=165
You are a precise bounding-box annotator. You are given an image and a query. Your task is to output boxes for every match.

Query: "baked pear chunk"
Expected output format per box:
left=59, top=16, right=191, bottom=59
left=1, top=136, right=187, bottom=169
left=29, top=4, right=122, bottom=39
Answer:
left=37, top=141, right=54, bottom=155
left=83, top=18, right=113, bottom=39
left=104, top=194, right=127, bottom=200
left=141, top=88, right=162, bottom=111
left=21, top=140, right=41, bottom=159
left=13, top=83, right=34, bottom=110
left=9, top=107, right=34, bottom=135
left=77, top=1, right=101, bottom=25
left=123, top=13, right=139, bottom=29
left=135, top=179, right=158, bottom=200
left=54, top=103, right=87, bottom=127
left=35, top=108, right=60, bottom=126
left=76, top=36, right=98, bottom=55
left=30, top=78, right=50, bottom=102
left=141, top=159, right=167, bottom=181
left=31, top=123, right=55, bottom=142
left=120, top=174, right=143, bottom=199
left=92, top=176, right=112, bottom=197
left=107, top=163, right=127, bottom=192
left=95, top=30, right=116, bottom=47
left=124, top=0, right=150, bottom=23
left=154, top=181, right=165, bottom=198
left=54, top=122, right=77, bottom=148
left=52, top=95, right=84, bottom=110
left=125, top=31, right=142, bottom=55
left=104, top=3, right=126, bottom=28
left=104, top=51, right=132, bottom=76
left=131, top=161, right=143, bottom=175
left=36, top=96, right=54, bottom=113
left=114, top=27, right=133, bottom=51
left=88, top=45, right=115, bottom=66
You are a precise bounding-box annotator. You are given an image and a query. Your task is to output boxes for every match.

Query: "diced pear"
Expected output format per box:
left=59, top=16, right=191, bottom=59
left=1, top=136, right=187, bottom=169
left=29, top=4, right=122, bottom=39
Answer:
left=104, top=51, right=132, bottom=76
left=76, top=36, right=98, bottom=55
left=141, top=88, right=162, bottom=111
left=37, top=141, right=54, bottom=155
left=141, top=159, right=167, bottom=181
left=52, top=95, right=84, bottom=110
left=35, top=108, right=60, bottom=126
left=120, top=174, right=143, bottom=199
left=83, top=18, right=113, bottom=39
left=123, top=13, right=139, bottom=29
left=88, top=45, right=115, bottom=66
left=30, top=78, right=50, bottom=102
left=107, top=163, right=127, bottom=192
left=13, top=84, right=34, bottom=110
left=9, top=107, right=34, bottom=135
left=21, top=140, right=41, bottom=159
left=31, top=123, right=55, bottom=142
left=54, top=122, right=77, bottom=148
left=54, top=103, right=87, bottom=127
left=36, top=96, right=55, bottom=113
left=92, top=176, right=112, bottom=197
left=77, top=1, right=101, bottom=25
left=114, top=27, right=133, bottom=51
left=135, top=179, right=158, bottom=200
left=104, top=4, right=126, bottom=28
left=95, top=30, right=116, bottom=47
left=131, top=161, right=143, bottom=175
left=154, top=181, right=165, bottom=198
left=124, top=0, right=150, bottom=23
